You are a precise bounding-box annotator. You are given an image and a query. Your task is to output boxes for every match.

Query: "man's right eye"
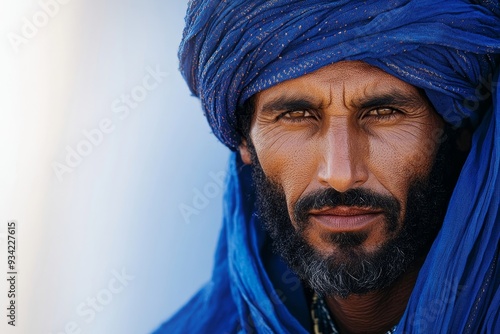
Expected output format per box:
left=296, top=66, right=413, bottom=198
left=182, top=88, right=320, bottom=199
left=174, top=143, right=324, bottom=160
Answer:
left=280, top=110, right=314, bottom=120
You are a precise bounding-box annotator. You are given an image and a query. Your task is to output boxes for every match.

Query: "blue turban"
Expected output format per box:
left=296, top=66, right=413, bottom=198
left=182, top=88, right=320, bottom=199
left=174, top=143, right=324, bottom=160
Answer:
left=155, top=1, right=500, bottom=333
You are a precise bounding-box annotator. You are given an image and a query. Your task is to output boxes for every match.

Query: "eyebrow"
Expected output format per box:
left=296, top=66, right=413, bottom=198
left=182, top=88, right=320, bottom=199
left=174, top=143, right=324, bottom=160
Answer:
left=354, top=90, right=427, bottom=110
left=259, top=90, right=427, bottom=114
left=260, top=96, right=320, bottom=114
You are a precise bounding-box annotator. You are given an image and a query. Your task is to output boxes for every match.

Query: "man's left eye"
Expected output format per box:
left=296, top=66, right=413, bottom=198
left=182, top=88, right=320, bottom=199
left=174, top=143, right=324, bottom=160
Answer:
left=365, top=108, right=398, bottom=117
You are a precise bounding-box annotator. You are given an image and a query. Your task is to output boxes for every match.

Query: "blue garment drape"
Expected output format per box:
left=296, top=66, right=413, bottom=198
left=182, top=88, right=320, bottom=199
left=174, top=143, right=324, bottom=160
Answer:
left=155, top=1, right=500, bottom=333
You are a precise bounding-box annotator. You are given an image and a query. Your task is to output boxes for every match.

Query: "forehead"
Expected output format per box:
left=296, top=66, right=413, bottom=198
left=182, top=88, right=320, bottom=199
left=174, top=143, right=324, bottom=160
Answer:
left=254, top=61, right=427, bottom=108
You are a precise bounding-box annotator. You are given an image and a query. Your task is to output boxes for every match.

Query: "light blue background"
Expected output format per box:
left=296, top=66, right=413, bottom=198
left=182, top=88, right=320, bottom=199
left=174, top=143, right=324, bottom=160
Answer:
left=2, top=1, right=229, bottom=333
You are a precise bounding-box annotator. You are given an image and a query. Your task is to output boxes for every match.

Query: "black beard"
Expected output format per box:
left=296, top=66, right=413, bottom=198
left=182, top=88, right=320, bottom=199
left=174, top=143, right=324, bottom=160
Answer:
left=248, top=135, right=454, bottom=298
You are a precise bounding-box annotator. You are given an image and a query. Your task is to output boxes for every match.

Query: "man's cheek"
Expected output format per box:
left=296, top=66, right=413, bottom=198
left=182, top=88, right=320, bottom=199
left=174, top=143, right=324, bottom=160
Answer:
left=392, top=123, right=443, bottom=175
left=370, top=142, right=430, bottom=192
left=258, top=153, right=312, bottom=190
left=411, top=135, right=443, bottom=175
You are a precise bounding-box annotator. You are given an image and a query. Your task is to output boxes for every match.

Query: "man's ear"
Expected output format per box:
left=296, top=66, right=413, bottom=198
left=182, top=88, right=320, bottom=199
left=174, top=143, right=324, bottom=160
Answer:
left=239, top=139, right=252, bottom=165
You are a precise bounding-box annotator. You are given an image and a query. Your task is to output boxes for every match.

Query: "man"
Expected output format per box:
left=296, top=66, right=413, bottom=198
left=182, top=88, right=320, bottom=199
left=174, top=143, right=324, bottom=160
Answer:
left=155, top=1, right=499, bottom=333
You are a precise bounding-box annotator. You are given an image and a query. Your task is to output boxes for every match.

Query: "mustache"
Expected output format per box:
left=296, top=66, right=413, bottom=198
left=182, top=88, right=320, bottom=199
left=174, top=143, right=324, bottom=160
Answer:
left=293, top=187, right=401, bottom=227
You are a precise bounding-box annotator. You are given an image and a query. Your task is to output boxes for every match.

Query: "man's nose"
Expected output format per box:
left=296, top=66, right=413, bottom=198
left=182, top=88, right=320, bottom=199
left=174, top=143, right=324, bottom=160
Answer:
left=317, top=125, right=369, bottom=193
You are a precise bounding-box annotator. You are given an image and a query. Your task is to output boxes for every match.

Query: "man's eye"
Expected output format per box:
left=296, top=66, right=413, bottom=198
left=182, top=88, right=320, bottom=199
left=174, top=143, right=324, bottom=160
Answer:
left=365, top=107, right=398, bottom=117
left=282, top=110, right=313, bottom=119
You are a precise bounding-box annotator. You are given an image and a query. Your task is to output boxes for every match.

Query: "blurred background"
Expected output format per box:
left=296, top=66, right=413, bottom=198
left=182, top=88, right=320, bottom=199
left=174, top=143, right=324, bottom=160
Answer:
left=0, top=0, right=229, bottom=333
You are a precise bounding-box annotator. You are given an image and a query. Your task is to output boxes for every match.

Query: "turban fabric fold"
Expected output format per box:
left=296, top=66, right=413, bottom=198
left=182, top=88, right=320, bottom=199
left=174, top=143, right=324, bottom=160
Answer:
left=155, top=1, right=500, bottom=333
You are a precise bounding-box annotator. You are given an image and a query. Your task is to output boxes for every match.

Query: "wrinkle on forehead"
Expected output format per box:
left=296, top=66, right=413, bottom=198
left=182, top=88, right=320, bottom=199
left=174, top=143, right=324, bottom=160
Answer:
left=255, top=61, right=431, bottom=118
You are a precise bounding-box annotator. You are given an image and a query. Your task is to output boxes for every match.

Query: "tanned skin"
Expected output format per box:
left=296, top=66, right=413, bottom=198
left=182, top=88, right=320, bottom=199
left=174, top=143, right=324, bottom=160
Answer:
left=239, top=61, right=447, bottom=333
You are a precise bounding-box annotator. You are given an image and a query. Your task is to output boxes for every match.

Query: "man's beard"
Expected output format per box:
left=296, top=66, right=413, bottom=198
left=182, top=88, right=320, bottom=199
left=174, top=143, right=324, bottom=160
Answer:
left=248, top=136, right=454, bottom=298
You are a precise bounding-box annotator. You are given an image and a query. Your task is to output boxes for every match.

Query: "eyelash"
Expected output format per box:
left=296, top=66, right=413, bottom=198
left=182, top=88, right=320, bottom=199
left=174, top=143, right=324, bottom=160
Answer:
left=277, top=107, right=402, bottom=124
left=278, top=110, right=317, bottom=123
left=361, top=107, right=402, bottom=121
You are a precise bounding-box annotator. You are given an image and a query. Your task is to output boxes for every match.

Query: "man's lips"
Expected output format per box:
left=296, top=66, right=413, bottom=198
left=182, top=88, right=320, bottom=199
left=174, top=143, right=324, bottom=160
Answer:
left=308, top=206, right=384, bottom=232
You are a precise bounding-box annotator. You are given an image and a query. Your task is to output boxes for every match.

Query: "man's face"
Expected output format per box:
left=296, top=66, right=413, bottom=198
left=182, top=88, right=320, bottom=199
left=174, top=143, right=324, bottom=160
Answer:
left=240, top=61, right=451, bottom=296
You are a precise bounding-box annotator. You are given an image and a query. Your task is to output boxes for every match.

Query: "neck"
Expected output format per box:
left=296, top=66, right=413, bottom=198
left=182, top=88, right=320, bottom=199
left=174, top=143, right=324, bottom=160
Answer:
left=324, top=260, right=422, bottom=334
